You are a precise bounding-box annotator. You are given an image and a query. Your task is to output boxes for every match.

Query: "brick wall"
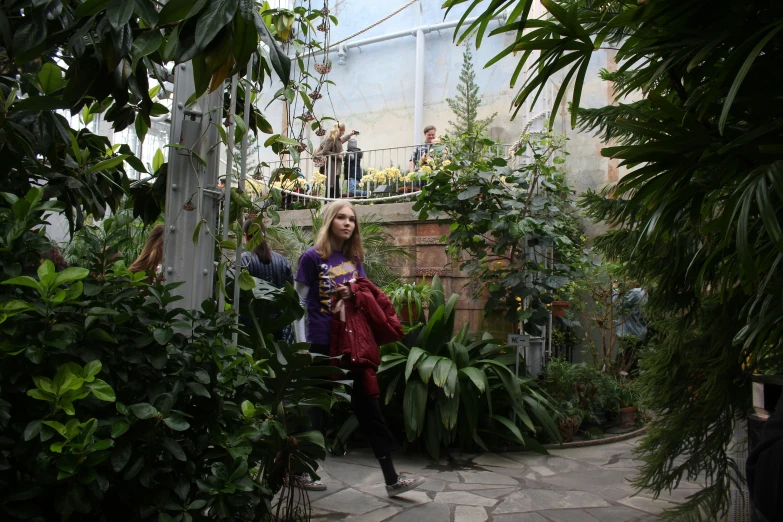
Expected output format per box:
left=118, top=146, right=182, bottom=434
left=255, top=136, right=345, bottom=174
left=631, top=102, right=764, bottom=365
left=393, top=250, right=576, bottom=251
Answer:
left=276, top=201, right=515, bottom=338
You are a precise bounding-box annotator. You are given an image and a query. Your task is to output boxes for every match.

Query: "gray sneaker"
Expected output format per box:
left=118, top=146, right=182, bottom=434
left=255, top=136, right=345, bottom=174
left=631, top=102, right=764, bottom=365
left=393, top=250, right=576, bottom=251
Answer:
left=386, top=475, right=425, bottom=497
left=294, top=473, right=327, bottom=491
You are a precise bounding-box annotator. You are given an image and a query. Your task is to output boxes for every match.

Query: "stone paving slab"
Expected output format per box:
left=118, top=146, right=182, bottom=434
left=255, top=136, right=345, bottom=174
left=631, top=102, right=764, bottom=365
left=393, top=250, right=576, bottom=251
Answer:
left=304, top=438, right=693, bottom=521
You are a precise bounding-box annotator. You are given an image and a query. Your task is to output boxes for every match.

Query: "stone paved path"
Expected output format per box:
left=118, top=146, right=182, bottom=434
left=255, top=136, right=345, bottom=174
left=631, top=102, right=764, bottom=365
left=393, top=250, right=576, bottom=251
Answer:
left=303, top=437, right=701, bottom=521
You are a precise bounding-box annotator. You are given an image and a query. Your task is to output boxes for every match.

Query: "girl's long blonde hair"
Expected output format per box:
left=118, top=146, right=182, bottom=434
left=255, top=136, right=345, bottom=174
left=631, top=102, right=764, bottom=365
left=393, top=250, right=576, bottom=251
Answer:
left=130, top=224, right=164, bottom=273
left=314, top=202, right=364, bottom=263
left=327, top=122, right=346, bottom=142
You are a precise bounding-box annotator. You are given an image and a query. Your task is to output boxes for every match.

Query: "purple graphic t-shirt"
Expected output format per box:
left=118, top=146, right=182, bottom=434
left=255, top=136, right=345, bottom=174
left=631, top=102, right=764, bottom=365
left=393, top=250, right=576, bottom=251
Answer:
left=296, top=247, right=366, bottom=345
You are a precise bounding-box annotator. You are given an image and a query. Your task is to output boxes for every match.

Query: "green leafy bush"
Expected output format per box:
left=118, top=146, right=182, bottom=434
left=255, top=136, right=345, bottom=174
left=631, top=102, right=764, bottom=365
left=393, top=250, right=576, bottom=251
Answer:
left=413, top=133, right=582, bottom=333
left=378, top=276, right=560, bottom=459
left=0, top=188, right=340, bottom=521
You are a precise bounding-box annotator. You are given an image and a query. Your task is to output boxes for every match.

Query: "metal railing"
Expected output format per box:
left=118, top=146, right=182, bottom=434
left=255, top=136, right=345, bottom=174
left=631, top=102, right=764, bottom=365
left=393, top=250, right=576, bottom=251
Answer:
left=245, top=143, right=513, bottom=208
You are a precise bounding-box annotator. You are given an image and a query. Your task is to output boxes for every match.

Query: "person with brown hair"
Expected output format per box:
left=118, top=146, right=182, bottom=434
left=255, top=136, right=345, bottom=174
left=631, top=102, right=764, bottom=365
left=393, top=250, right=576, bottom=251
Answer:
left=319, top=122, right=358, bottom=198
left=129, top=224, right=164, bottom=278
left=292, top=201, right=424, bottom=496
left=240, top=218, right=294, bottom=343
left=42, top=243, right=68, bottom=271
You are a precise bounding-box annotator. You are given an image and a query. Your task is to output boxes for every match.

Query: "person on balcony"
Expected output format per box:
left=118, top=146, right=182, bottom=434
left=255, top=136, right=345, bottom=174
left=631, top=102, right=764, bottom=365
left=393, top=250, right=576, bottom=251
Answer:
left=343, top=137, right=365, bottom=197
left=320, top=122, right=358, bottom=199
left=409, top=124, right=440, bottom=172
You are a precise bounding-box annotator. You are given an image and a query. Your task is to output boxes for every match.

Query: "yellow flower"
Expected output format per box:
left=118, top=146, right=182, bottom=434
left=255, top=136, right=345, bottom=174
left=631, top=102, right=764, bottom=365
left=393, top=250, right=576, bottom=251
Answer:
left=442, top=160, right=452, bottom=167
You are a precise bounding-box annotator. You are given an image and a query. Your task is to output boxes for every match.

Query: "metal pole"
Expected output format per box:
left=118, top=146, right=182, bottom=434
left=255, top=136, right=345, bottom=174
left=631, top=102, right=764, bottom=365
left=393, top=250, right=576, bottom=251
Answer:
left=217, top=74, right=239, bottom=311
left=413, top=27, right=425, bottom=145
left=163, top=63, right=223, bottom=312
left=232, top=58, right=254, bottom=345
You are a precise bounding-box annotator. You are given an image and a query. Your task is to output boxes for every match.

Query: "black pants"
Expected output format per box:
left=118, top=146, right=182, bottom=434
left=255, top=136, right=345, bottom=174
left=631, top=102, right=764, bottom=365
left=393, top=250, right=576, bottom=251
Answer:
left=310, top=344, right=399, bottom=458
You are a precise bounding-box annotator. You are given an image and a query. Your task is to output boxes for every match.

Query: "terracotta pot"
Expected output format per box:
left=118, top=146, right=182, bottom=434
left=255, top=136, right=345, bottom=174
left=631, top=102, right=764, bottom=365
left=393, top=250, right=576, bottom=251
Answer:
left=400, top=303, right=420, bottom=323
left=552, top=300, right=570, bottom=318
left=618, top=406, right=637, bottom=428
left=557, top=416, right=580, bottom=443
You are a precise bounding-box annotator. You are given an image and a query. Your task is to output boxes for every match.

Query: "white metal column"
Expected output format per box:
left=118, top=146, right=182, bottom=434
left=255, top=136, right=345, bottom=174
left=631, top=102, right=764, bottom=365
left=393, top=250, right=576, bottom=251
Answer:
left=163, top=63, right=223, bottom=311
left=413, top=27, right=425, bottom=144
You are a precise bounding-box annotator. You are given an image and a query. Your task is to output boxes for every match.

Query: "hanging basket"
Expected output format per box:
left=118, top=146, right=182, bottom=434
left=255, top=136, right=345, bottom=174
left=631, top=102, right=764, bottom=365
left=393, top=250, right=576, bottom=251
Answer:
left=296, top=143, right=307, bottom=153
left=320, top=7, right=330, bottom=16
left=309, top=90, right=323, bottom=101
left=316, top=23, right=328, bottom=32
left=315, top=128, right=326, bottom=137
left=302, top=111, right=315, bottom=122
left=314, top=62, right=332, bottom=75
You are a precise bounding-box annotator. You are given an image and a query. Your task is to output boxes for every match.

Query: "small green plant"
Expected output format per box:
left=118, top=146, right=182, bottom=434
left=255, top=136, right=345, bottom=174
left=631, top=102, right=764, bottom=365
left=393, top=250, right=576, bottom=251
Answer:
left=383, top=278, right=440, bottom=324
left=377, top=276, right=561, bottom=459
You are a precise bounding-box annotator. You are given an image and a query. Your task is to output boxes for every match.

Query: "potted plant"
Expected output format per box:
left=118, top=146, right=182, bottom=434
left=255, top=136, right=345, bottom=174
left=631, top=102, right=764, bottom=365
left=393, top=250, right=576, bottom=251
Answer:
left=383, top=279, right=436, bottom=324
left=616, top=382, right=640, bottom=428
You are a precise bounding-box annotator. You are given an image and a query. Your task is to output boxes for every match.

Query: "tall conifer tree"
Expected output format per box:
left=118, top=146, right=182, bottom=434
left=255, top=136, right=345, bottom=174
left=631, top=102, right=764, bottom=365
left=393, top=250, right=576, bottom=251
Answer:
left=446, top=44, right=497, bottom=135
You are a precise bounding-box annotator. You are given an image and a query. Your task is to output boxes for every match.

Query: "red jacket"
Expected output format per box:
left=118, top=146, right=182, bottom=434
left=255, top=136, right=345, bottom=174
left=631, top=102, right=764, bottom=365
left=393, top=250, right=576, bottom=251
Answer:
left=329, top=278, right=404, bottom=398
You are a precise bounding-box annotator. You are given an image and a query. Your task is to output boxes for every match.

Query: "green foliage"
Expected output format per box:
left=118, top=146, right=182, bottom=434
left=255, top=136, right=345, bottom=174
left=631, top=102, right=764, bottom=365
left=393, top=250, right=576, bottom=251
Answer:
left=0, top=0, right=316, bottom=232
left=378, top=276, right=560, bottom=459
left=542, top=358, right=620, bottom=423
left=0, top=191, right=339, bottom=521
left=62, top=208, right=159, bottom=276
left=446, top=44, right=497, bottom=135
left=383, top=279, right=440, bottom=324
left=445, top=0, right=783, bottom=518
left=414, top=132, right=581, bottom=332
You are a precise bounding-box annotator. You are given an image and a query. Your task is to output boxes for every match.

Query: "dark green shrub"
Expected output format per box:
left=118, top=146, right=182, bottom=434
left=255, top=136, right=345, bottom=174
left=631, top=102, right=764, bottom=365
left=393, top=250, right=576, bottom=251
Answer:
left=377, top=276, right=561, bottom=459
left=0, top=188, right=341, bottom=521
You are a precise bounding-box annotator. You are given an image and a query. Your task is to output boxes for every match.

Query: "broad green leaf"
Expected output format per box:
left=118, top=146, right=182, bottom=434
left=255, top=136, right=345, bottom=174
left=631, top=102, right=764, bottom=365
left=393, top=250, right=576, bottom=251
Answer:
left=152, top=148, right=165, bottom=172
left=89, top=379, right=116, bottom=401
left=493, top=414, right=526, bottom=446
left=163, top=414, right=190, bottom=431
left=87, top=154, right=130, bottom=173
left=111, top=420, right=130, bottom=438
left=238, top=270, right=256, bottom=291
left=158, top=0, right=209, bottom=26
left=403, top=379, right=428, bottom=441
left=459, top=367, right=487, bottom=394
left=432, top=358, right=454, bottom=389
left=404, top=347, right=427, bottom=382
left=0, top=276, right=43, bottom=293
left=53, top=267, right=89, bottom=287
left=162, top=437, right=186, bottom=461
left=417, top=355, right=442, bottom=384
left=24, top=420, right=43, bottom=441
left=107, top=0, right=135, bottom=30
left=129, top=403, right=159, bottom=419
left=38, top=63, right=64, bottom=94
left=195, top=0, right=239, bottom=50
left=84, top=360, right=102, bottom=381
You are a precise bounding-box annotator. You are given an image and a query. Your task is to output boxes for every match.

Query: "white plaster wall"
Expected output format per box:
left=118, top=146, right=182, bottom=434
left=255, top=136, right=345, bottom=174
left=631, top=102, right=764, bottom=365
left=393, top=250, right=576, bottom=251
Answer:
left=254, top=0, right=617, bottom=205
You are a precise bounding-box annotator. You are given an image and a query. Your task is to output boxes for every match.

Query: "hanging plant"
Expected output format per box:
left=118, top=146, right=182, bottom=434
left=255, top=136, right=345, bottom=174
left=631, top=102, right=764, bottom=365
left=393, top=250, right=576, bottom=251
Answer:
left=309, top=90, right=323, bottom=101
left=315, top=128, right=326, bottom=136
left=297, top=143, right=307, bottom=153
left=314, top=62, right=332, bottom=75
left=316, top=23, right=328, bottom=32
left=302, top=111, right=315, bottom=122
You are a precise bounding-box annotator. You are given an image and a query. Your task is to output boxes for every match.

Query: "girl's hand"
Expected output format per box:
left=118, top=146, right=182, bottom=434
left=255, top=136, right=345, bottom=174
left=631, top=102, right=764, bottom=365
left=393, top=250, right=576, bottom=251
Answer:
left=334, top=284, right=353, bottom=300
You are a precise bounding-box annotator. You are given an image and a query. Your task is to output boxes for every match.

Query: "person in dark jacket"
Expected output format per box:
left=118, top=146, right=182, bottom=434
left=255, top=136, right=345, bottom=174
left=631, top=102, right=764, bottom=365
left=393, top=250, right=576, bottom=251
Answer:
left=747, top=392, right=783, bottom=522
left=293, top=201, right=424, bottom=497
left=343, top=137, right=365, bottom=197
left=240, top=218, right=294, bottom=343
